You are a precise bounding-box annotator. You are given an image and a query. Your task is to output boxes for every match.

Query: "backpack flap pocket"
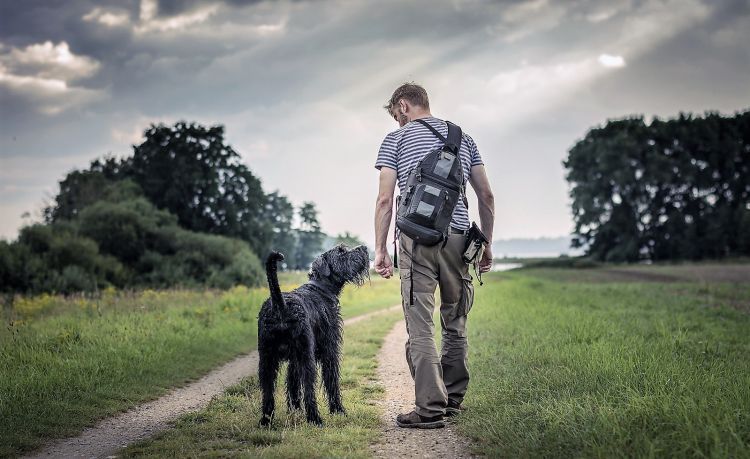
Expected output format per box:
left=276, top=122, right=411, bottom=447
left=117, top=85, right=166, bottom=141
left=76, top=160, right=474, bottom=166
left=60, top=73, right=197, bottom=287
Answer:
left=407, top=184, right=445, bottom=227
left=433, top=151, right=456, bottom=179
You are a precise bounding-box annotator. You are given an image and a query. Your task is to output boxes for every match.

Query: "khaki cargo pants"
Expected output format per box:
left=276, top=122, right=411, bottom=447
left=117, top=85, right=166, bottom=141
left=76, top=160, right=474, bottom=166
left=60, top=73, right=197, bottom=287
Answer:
left=398, top=232, right=474, bottom=417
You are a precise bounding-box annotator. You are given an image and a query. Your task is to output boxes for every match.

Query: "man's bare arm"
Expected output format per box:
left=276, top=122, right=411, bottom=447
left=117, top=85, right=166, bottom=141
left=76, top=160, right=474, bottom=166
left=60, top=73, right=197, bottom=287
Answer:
left=468, top=165, right=495, bottom=272
left=374, top=167, right=397, bottom=278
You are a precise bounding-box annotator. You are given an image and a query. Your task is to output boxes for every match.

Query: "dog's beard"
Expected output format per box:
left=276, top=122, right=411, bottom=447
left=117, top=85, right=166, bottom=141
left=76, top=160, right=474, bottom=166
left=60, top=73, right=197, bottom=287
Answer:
left=346, top=249, right=370, bottom=287
left=349, top=264, right=369, bottom=287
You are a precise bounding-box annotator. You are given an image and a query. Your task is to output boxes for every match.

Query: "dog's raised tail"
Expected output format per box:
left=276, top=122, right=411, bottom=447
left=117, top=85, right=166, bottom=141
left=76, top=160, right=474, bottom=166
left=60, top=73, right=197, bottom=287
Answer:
left=266, top=251, right=285, bottom=310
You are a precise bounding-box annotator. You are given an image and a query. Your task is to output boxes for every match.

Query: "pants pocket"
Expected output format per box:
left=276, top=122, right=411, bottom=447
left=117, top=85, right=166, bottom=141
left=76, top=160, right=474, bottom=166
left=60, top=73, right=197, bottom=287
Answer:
left=456, top=276, right=474, bottom=317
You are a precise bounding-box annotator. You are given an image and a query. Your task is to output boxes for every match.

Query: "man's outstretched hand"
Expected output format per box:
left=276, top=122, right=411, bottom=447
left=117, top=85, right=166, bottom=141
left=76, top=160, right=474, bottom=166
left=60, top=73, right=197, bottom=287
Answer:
left=478, top=247, right=493, bottom=273
left=374, top=250, right=394, bottom=278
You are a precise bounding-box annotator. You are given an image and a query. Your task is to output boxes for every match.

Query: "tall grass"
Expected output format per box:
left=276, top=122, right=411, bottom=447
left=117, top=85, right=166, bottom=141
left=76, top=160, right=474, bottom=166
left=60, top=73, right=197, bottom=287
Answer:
left=459, top=271, right=750, bottom=458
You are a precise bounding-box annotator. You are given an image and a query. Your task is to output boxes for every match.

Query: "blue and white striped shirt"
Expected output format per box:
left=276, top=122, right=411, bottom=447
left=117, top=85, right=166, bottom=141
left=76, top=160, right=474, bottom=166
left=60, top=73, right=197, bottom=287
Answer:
left=375, top=116, right=484, bottom=230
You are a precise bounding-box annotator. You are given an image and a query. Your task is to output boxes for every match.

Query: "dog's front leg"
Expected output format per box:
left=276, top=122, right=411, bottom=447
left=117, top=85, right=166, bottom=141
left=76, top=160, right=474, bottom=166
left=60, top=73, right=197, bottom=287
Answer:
left=321, top=337, right=346, bottom=414
left=258, top=349, right=281, bottom=427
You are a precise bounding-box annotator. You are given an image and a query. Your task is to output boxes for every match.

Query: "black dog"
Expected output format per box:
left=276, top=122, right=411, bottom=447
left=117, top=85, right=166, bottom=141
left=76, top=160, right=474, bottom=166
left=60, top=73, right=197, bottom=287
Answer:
left=258, top=244, right=369, bottom=426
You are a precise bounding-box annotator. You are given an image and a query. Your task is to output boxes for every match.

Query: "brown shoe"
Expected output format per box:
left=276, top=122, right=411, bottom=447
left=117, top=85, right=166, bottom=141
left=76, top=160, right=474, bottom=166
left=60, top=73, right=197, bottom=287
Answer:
left=445, top=399, right=466, bottom=417
left=396, top=410, right=445, bottom=429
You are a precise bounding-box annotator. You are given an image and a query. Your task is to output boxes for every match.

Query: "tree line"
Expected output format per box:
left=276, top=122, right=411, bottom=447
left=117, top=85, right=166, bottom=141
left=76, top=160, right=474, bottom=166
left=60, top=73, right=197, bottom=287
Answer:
left=564, top=110, right=749, bottom=262
left=0, top=122, right=359, bottom=294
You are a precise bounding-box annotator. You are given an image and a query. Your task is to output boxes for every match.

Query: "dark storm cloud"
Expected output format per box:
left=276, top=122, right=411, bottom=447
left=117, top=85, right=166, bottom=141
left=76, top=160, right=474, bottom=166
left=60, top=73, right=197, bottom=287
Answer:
left=154, top=0, right=267, bottom=17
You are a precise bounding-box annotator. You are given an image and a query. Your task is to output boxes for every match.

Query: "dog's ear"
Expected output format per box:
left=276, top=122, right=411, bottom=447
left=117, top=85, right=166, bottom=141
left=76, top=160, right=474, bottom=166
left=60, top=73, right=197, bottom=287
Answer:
left=311, top=254, right=331, bottom=278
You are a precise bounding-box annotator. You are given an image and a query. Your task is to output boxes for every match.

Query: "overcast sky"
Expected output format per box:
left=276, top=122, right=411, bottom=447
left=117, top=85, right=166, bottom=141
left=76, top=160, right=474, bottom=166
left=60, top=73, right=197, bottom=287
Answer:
left=1, top=0, right=748, bottom=246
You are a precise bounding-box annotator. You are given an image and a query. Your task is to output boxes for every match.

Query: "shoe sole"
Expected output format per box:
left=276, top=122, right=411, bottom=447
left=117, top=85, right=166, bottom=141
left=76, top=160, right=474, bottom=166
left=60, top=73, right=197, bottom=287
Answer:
left=396, top=419, right=445, bottom=429
left=445, top=407, right=462, bottom=416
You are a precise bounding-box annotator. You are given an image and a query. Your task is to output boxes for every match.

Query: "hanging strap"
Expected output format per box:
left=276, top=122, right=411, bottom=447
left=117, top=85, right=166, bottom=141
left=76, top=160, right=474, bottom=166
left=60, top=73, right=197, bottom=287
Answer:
left=473, top=260, right=484, bottom=286
left=409, top=238, right=415, bottom=305
left=393, top=212, right=398, bottom=267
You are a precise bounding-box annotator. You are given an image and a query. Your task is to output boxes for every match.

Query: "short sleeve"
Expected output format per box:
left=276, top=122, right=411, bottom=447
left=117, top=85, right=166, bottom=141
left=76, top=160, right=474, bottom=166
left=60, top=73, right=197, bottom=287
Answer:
left=375, top=132, right=398, bottom=171
left=467, top=134, right=483, bottom=166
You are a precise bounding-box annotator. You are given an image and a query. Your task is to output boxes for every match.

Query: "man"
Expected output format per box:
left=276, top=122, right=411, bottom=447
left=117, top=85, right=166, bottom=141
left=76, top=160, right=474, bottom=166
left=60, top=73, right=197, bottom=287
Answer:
left=373, top=83, right=495, bottom=428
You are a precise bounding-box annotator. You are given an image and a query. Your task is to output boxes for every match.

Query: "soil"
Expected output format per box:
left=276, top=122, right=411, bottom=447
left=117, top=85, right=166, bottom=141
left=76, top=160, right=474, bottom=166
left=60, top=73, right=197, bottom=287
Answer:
left=27, top=304, right=401, bottom=459
left=371, top=320, right=477, bottom=459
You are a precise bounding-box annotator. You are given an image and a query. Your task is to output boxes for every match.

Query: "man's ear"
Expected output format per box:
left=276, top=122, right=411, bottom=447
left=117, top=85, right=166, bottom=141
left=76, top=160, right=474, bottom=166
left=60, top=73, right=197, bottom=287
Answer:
left=399, top=99, right=408, bottom=114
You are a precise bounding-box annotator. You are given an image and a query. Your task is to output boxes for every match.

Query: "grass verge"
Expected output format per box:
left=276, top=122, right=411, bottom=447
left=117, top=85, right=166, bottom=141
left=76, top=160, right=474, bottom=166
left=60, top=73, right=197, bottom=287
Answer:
left=122, top=311, right=402, bottom=458
left=1, top=277, right=399, bottom=457
left=458, top=271, right=750, bottom=458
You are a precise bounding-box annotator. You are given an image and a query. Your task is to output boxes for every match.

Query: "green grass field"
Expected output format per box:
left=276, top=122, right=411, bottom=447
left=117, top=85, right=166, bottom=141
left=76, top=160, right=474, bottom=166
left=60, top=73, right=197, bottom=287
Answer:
left=459, top=269, right=750, bottom=458
left=4, top=264, right=749, bottom=458
left=0, top=274, right=400, bottom=457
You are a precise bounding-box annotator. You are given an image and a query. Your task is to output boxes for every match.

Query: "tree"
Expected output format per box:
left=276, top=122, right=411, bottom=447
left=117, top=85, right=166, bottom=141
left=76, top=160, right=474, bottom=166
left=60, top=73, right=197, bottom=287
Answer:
left=44, top=157, right=136, bottom=223
left=10, top=120, right=320, bottom=292
left=334, top=231, right=365, bottom=248
left=293, top=202, right=325, bottom=269
left=564, top=110, right=750, bottom=262
left=78, top=197, right=176, bottom=264
left=130, top=122, right=271, bottom=254
left=263, top=191, right=297, bottom=268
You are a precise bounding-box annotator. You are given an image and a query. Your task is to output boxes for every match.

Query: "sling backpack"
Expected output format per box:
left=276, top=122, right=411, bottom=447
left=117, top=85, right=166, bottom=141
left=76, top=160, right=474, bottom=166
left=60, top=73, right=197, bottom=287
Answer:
left=395, top=119, right=466, bottom=246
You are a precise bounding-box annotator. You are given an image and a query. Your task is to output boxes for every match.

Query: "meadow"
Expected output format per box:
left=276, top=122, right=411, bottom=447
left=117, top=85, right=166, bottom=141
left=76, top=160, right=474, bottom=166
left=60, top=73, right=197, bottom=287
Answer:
left=3, top=264, right=749, bottom=458
left=0, top=273, right=401, bottom=457
left=99, top=263, right=749, bottom=458
left=460, top=267, right=750, bottom=457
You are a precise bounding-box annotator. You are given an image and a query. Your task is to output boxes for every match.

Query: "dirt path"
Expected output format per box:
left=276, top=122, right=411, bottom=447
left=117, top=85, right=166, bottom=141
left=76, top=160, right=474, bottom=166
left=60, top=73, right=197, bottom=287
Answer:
left=28, top=304, right=401, bottom=459
left=372, top=320, right=477, bottom=459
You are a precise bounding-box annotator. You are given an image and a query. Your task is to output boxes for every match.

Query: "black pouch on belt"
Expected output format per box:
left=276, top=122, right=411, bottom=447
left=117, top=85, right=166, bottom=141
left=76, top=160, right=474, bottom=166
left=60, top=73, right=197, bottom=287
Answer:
left=462, top=222, right=489, bottom=285
left=462, top=222, right=489, bottom=264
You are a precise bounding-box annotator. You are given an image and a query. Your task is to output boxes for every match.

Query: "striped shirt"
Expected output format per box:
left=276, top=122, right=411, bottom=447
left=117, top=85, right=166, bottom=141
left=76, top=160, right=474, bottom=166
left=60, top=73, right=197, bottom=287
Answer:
left=375, top=116, right=483, bottom=230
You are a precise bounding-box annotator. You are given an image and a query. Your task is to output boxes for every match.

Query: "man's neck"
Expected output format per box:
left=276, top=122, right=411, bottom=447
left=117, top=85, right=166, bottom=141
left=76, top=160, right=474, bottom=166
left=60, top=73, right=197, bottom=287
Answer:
left=408, top=111, right=432, bottom=122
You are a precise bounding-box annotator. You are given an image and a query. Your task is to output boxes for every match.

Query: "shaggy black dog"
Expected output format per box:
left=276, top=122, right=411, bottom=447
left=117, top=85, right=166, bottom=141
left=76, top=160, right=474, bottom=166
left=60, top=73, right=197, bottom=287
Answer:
left=258, top=244, right=369, bottom=426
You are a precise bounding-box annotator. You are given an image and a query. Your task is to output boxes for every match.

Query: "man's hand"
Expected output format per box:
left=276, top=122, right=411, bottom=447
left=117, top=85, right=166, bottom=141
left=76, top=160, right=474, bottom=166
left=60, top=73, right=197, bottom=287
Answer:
left=374, top=250, right=394, bottom=278
left=478, top=247, right=493, bottom=273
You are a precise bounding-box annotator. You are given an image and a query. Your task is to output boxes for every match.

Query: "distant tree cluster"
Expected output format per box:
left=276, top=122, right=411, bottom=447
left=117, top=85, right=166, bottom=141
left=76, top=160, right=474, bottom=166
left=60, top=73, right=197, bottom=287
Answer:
left=1, top=122, right=332, bottom=294
left=564, top=110, right=749, bottom=262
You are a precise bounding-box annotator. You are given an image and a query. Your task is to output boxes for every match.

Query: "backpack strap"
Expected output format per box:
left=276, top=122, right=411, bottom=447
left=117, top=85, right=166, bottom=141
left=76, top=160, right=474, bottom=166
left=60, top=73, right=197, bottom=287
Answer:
left=415, top=118, right=447, bottom=143
left=415, top=119, right=462, bottom=154
left=445, top=121, right=463, bottom=154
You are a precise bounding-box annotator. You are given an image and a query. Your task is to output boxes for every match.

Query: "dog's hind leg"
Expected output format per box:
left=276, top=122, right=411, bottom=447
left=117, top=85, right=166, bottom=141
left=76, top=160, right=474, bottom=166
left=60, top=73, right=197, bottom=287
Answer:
left=286, top=359, right=302, bottom=411
left=321, top=334, right=346, bottom=414
left=297, top=336, right=323, bottom=426
left=258, top=349, right=281, bottom=426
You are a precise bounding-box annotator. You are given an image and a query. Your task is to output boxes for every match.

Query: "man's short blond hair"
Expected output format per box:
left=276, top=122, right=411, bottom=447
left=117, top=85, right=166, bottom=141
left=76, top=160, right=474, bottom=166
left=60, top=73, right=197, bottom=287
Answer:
left=384, top=83, right=430, bottom=114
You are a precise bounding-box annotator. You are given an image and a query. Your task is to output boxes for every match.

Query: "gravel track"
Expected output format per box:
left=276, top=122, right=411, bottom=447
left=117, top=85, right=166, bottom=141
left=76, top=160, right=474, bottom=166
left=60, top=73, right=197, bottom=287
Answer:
left=27, top=304, right=401, bottom=459
left=371, top=320, right=477, bottom=459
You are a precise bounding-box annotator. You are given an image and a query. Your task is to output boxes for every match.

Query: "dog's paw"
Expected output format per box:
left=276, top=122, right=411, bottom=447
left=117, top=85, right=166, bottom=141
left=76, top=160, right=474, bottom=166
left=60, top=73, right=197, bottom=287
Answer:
left=287, top=402, right=302, bottom=411
left=307, top=415, right=324, bottom=426
left=259, top=415, right=273, bottom=427
left=330, top=405, right=347, bottom=415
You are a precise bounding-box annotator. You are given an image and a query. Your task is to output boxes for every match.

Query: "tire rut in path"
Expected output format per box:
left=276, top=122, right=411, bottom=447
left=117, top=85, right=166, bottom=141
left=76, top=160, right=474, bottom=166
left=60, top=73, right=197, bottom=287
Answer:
left=371, top=320, right=477, bottom=459
left=27, top=304, right=401, bottom=459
